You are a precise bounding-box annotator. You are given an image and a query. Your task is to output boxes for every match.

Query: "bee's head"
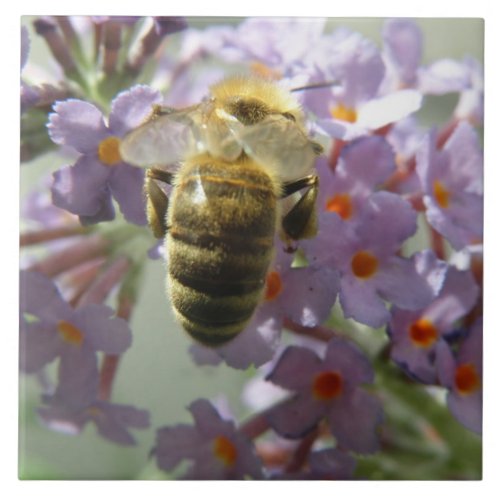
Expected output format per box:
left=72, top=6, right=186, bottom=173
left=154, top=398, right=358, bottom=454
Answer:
left=210, top=75, right=303, bottom=125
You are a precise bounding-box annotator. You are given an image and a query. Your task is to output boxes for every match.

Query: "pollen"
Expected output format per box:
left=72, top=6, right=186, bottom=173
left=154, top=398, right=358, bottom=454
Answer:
left=331, top=104, right=357, bottom=123
left=57, top=320, right=84, bottom=346
left=454, top=363, right=481, bottom=395
left=351, top=250, right=379, bottom=279
left=325, top=193, right=353, bottom=219
left=98, top=136, right=122, bottom=165
left=312, top=371, right=343, bottom=400
left=409, top=318, right=439, bottom=348
left=265, top=271, right=283, bottom=301
left=213, top=435, right=238, bottom=466
left=433, top=180, right=450, bottom=209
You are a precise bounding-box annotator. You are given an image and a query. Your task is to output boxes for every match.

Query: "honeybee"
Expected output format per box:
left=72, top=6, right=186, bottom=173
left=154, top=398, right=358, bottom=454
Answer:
left=120, top=76, right=323, bottom=346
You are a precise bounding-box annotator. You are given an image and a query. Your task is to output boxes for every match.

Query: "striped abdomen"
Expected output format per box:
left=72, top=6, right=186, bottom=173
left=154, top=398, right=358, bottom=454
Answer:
left=167, top=155, right=278, bottom=346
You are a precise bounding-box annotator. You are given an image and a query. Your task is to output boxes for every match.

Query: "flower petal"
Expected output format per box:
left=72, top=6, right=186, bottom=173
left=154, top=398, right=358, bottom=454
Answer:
left=448, top=390, right=482, bottom=435
left=156, top=424, right=204, bottom=471
left=266, top=345, right=323, bottom=391
left=357, top=90, right=422, bottom=130
left=20, top=320, right=61, bottom=373
left=281, top=266, right=339, bottom=327
left=358, top=192, right=417, bottom=256
left=108, top=85, right=161, bottom=136
left=20, top=270, right=71, bottom=321
left=427, top=266, right=479, bottom=327
left=52, top=156, right=112, bottom=217
left=383, top=19, right=422, bottom=85
left=215, top=312, right=282, bottom=370
left=48, top=99, right=107, bottom=153
left=375, top=255, right=437, bottom=310
left=267, top=394, right=324, bottom=439
left=189, top=399, right=235, bottom=438
left=109, top=163, right=147, bottom=225
left=54, top=345, right=99, bottom=411
left=324, top=338, right=374, bottom=385
left=73, top=304, right=132, bottom=354
left=340, top=275, right=390, bottom=328
left=418, top=59, right=470, bottom=95
left=328, top=389, right=383, bottom=453
left=92, top=402, right=150, bottom=446
left=337, top=135, right=396, bottom=189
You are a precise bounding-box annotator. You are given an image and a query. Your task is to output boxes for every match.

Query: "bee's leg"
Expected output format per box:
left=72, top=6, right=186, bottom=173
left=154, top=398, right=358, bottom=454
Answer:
left=280, top=175, right=319, bottom=243
left=145, top=168, right=172, bottom=239
left=147, top=167, right=174, bottom=185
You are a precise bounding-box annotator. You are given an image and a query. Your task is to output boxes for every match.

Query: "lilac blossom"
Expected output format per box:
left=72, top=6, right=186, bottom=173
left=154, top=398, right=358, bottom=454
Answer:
left=155, top=399, right=263, bottom=479
left=265, top=338, right=383, bottom=453
left=20, top=270, right=132, bottom=378
left=381, top=18, right=423, bottom=90
left=190, top=246, right=339, bottom=370
left=435, top=318, right=482, bottom=434
left=316, top=135, right=396, bottom=221
left=389, top=252, right=478, bottom=384
left=215, top=17, right=326, bottom=76
left=48, top=85, right=162, bottom=225
left=304, top=192, right=438, bottom=328
left=302, top=28, right=422, bottom=140
left=416, top=121, right=483, bottom=250
left=39, top=395, right=150, bottom=446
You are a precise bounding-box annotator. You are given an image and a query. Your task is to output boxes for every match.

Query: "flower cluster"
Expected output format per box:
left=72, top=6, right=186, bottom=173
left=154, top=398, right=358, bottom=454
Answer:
left=20, top=16, right=483, bottom=480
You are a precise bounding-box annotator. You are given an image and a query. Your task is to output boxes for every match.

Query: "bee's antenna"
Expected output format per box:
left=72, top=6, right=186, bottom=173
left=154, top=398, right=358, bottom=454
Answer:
left=290, top=81, right=338, bottom=93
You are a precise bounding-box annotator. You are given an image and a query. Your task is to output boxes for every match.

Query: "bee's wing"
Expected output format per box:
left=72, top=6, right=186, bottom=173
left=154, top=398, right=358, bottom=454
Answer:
left=119, top=106, right=204, bottom=168
left=228, top=115, right=317, bottom=181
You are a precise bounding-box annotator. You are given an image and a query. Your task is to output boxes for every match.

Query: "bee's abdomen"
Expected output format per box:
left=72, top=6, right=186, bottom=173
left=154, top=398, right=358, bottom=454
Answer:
left=167, top=157, right=277, bottom=346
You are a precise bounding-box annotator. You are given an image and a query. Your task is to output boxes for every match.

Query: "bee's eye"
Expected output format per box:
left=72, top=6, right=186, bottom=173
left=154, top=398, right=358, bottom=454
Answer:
left=282, top=112, right=296, bottom=122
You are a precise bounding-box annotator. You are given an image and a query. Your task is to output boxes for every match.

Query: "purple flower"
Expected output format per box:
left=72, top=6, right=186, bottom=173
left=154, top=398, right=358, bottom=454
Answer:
left=301, top=28, right=422, bottom=140
left=38, top=396, right=150, bottom=446
left=416, top=121, right=483, bottom=250
left=155, top=399, right=263, bottom=479
left=382, top=18, right=422, bottom=89
left=22, top=176, right=79, bottom=228
left=418, top=57, right=475, bottom=95
left=48, top=85, right=162, bottom=225
left=216, top=17, right=326, bottom=76
left=265, top=338, right=383, bottom=453
left=190, top=246, right=339, bottom=370
left=316, top=135, right=396, bottom=221
left=435, top=318, right=482, bottom=434
left=304, top=192, right=438, bottom=328
left=20, top=270, right=132, bottom=378
left=453, top=57, right=484, bottom=126
left=389, top=252, right=478, bottom=383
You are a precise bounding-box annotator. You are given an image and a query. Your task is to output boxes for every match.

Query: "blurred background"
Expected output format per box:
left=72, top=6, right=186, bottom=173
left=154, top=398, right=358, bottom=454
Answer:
left=19, top=17, right=484, bottom=480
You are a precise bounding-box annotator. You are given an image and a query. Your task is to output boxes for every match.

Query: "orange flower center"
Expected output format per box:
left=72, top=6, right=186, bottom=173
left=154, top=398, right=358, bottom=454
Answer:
left=433, top=180, right=450, bottom=209
left=331, top=104, right=357, bottom=123
left=312, top=371, right=343, bottom=400
left=454, top=363, right=481, bottom=395
left=351, top=251, right=379, bottom=279
left=213, top=435, right=238, bottom=466
left=57, top=320, right=84, bottom=345
left=409, top=318, right=438, bottom=347
left=98, top=136, right=122, bottom=165
left=325, top=193, right=353, bottom=219
left=265, top=271, right=282, bottom=301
